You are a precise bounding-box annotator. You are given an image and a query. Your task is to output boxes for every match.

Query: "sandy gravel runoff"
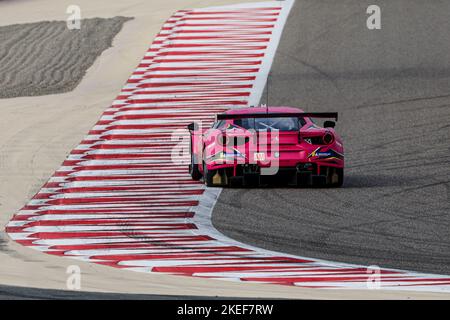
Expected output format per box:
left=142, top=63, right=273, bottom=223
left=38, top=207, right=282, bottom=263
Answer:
left=0, top=0, right=449, bottom=299
left=0, top=17, right=132, bottom=99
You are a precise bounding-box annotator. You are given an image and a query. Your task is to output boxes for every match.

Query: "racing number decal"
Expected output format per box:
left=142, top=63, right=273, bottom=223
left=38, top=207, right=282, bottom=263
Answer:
left=253, top=152, right=266, bottom=162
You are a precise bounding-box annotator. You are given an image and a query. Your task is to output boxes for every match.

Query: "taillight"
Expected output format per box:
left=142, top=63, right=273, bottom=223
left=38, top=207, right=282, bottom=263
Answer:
left=217, top=134, right=229, bottom=146
left=323, top=132, right=334, bottom=144
left=218, top=134, right=249, bottom=146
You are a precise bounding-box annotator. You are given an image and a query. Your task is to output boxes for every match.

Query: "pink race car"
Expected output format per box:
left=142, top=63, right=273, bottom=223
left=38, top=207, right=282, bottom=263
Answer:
left=187, top=106, right=344, bottom=187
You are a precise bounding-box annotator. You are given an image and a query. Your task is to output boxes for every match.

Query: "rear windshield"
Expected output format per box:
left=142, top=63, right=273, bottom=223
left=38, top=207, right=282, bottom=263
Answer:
left=211, top=120, right=226, bottom=129
left=234, top=117, right=301, bottom=131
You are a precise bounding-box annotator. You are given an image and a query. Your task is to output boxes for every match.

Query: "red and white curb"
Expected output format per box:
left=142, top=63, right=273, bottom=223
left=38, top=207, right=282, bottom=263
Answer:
left=6, top=0, right=450, bottom=292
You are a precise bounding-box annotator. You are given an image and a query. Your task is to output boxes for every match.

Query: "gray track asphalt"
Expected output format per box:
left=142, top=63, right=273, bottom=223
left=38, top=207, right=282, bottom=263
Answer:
left=0, top=285, right=240, bottom=300
left=213, top=0, right=450, bottom=275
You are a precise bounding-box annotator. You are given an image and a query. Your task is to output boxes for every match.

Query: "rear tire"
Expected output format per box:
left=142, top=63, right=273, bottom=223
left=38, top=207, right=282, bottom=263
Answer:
left=189, top=144, right=202, bottom=181
left=203, top=161, right=215, bottom=187
left=325, top=167, right=344, bottom=187
left=334, top=168, right=344, bottom=187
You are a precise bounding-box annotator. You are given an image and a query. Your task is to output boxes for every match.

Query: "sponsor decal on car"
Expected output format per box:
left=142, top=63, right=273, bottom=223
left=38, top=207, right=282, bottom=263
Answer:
left=208, top=149, right=246, bottom=162
left=308, top=147, right=344, bottom=160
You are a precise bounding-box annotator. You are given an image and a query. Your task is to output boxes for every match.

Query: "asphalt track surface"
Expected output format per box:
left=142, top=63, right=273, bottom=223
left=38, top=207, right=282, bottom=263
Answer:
left=213, top=0, right=450, bottom=275
left=0, top=285, right=240, bottom=300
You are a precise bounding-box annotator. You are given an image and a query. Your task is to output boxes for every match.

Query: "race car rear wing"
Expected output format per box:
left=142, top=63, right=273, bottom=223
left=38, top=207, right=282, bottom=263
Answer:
left=216, top=112, right=338, bottom=121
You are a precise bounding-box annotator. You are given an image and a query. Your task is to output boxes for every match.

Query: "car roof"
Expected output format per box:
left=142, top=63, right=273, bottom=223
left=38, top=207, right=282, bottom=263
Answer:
left=223, top=106, right=305, bottom=115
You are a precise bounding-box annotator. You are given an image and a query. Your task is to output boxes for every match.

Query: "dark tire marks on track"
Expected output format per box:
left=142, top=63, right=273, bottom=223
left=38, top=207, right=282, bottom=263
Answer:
left=213, top=0, right=450, bottom=275
left=0, top=284, right=239, bottom=300
left=0, top=17, right=132, bottom=99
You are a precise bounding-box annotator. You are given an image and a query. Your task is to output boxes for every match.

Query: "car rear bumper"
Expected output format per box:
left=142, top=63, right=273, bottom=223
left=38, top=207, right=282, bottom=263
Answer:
left=205, top=163, right=342, bottom=187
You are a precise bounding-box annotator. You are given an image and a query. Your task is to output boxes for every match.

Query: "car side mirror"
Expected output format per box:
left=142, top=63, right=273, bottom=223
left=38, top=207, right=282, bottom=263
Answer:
left=187, top=122, right=199, bottom=131
left=324, top=120, right=335, bottom=128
